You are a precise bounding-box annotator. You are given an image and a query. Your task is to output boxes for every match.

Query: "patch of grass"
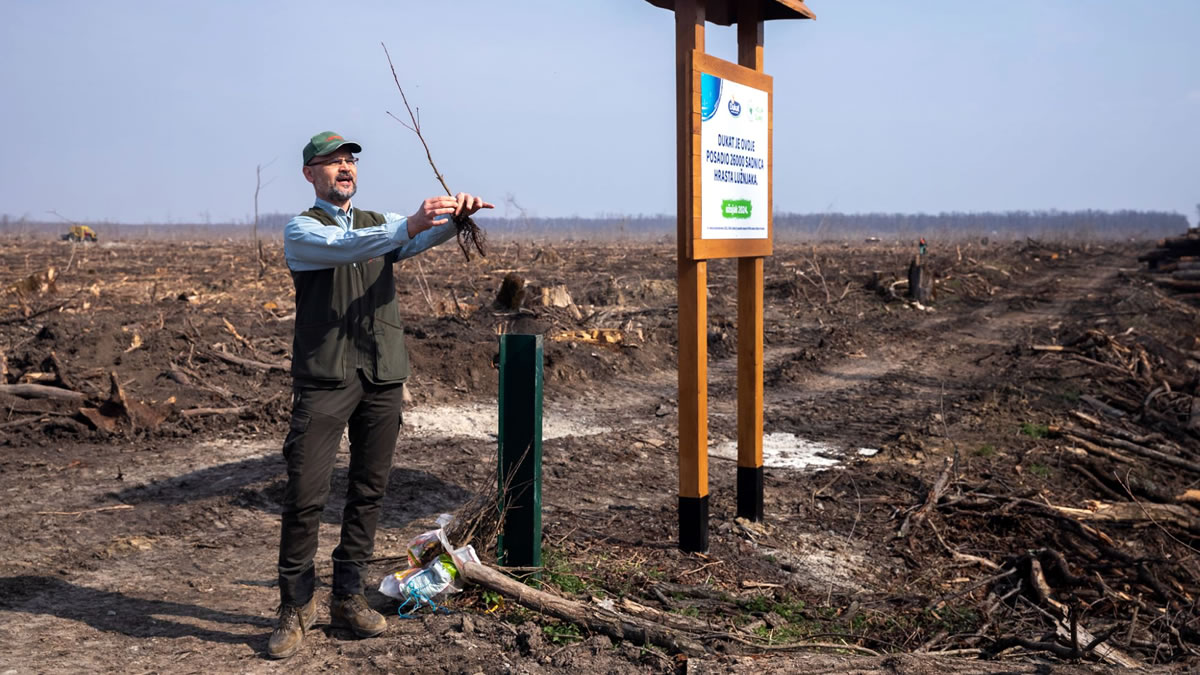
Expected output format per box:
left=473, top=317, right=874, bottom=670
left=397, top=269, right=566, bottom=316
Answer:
left=841, top=605, right=982, bottom=647
left=736, top=595, right=822, bottom=643
left=731, top=597, right=985, bottom=650
left=1020, top=422, right=1049, bottom=439
left=539, top=549, right=592, bottom=596
left=974, top=443, right=997, bottom=457
left=1029, top=463, right=1052, bottom=479
left=543, top=622, right=582, bottom=645
left=737, top=594, right=813, bottom=622
left=741, top=594, right=773, bottom=614
left=774, top=597, right=809, bottom=622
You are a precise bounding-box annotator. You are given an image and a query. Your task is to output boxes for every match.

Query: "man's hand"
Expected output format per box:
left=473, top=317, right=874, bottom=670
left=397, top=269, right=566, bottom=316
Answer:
left=453, top=192, right=495, bottom=219
left=407, top=193, right=494, bottom=238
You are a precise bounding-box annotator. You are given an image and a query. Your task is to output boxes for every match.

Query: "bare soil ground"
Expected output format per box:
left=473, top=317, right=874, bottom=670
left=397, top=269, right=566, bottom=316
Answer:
left=1, top=235, right=1197, bottom=673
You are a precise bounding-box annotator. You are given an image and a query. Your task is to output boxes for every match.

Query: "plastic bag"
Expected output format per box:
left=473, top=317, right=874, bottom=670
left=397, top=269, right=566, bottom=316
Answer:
left=406, top=513, right=455, bottom=567
left=380, top=554, right=455, bottom=604
left=378, top=513, right=481, bottom=616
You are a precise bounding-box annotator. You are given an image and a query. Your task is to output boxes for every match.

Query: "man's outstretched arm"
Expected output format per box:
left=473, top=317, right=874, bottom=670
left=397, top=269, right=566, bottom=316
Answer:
left=284, top=214, right=413, bottom=271
left=284, top=193, right=492, bottom=270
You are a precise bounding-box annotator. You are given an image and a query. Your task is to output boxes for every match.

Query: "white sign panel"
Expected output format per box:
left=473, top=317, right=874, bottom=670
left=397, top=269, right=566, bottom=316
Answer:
left=699, top=72, right=769, bottom=240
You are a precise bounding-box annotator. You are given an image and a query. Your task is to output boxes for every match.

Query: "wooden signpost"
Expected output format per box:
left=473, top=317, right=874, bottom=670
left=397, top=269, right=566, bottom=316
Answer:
left=645, top=0, right=814, bottom=552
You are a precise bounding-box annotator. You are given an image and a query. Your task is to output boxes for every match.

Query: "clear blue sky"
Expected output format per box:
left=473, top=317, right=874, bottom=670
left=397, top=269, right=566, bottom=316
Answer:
left=1, top=0, right=1197, bottom=225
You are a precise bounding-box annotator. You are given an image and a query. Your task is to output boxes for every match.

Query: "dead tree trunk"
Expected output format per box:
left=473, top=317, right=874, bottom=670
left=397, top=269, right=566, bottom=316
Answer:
left=458, top=560, right=707, bottom=656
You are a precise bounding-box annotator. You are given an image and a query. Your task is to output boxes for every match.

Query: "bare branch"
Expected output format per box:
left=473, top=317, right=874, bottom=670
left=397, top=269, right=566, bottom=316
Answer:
left=381, top=41, right=487, bottom=261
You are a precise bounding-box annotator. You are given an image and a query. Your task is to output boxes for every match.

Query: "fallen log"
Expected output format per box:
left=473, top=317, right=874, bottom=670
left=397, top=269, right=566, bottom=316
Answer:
left=652, top=581, right=735, bottom=603
left=1064, top=426, right=1200, bottom=475
left=180, top=405, right=251, bottom=418
left=1049, top=500, right=1200, bottom=533
left=1078, top=396, right=1126, bottom=419
left=1031, top=344, right=1069, bottom=353
left=458, top=560, right=707, bottom=656
left=0, top=415, right=60, bottom=431
left=1059, top=353, right=1134, bottom=377
left=0, top=383, right=86, bottom=401
left=1061, top=434, right=1136, bottom=465
left=1154, top=278, right=1200, bottom=292
left=206, top=349, right=290, bottom=373
left=1161, top=235, right=1200, bottom=251
left=898, top=457, right=953, bottom=538
left=615, top=597, right=714, bottom=634
left=1069, top=411, right=1171, bottom=450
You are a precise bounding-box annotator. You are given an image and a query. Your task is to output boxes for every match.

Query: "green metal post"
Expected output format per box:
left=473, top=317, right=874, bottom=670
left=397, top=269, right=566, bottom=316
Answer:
left=496, top=334, right=543, bottom=569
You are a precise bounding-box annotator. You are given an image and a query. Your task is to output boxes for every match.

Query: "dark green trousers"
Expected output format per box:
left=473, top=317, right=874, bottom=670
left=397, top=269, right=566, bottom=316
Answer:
left=277, top=371, right=404, bottom=606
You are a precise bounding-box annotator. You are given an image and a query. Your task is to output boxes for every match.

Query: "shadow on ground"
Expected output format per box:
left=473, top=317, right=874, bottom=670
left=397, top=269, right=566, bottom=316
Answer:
left=0, top=575, right=265, bottom=647
left=108, top=454, right=474, bottom=530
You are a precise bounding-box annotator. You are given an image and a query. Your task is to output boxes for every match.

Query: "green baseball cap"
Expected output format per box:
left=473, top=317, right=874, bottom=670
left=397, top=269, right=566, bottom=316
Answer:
left=302, top=131, right=362, bottom=165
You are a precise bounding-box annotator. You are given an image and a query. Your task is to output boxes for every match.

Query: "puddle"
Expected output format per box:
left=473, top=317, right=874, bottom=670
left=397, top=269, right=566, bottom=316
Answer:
left=711, top=432, right=876, bottom=470
left=402, top=403, right=610, bottom=441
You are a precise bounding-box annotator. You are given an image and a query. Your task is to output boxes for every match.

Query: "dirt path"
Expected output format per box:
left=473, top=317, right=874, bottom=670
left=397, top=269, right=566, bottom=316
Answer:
left=744, top=256, right=1123, bottom=452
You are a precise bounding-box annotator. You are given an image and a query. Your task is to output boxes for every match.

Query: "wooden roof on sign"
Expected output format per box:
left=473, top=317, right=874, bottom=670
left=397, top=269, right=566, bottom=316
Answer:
left=643, top=0, right=815, bottom=25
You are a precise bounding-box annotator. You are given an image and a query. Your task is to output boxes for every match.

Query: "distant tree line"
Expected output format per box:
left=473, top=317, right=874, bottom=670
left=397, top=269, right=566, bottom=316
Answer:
left=770, top=209, right=1188, bottom=241
left=460, top=209, right=1189, bottom=242
left=0, top=209, right=1187, bottom=242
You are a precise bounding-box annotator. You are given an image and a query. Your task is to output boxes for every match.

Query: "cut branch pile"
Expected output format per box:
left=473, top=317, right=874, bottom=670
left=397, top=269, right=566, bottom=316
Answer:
left=922, top=481, right=1200, bottom=667
left=0, top=244, right=296, bottom=439
left=1032, top=327, right=1199, bottom=442
left=900, top=295, right=1200, bottom=665
left=1139, top=230, right=1200, bottom=303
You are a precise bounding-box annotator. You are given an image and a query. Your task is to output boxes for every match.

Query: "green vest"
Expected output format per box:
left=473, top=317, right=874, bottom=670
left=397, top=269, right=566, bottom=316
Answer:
left=289, top=207, right=410, bottom=386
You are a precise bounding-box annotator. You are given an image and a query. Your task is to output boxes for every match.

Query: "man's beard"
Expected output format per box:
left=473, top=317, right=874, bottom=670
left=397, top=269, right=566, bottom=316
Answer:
left=325, top=177, right=357, bottom=203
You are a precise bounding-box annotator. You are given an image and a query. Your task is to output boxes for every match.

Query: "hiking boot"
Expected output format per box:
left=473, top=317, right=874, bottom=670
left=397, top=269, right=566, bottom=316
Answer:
left=330, top=593, right=387, bottom=638
left=267, top=597, right=318, bottom=659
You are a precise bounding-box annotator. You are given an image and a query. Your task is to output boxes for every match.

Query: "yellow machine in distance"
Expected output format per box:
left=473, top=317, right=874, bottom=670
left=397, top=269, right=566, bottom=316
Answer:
left=62, top=225, right=98, bottom=242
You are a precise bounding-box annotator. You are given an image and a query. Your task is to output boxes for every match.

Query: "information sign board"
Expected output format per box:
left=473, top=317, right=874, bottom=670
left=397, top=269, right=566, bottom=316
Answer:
left=689, top=51, right=773, bottom=260
left=700, top=72, right=769, bottom=239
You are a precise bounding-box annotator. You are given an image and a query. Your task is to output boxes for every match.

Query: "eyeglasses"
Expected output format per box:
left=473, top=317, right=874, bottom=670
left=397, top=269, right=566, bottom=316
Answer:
left=307, top=156, right=359, bottom=168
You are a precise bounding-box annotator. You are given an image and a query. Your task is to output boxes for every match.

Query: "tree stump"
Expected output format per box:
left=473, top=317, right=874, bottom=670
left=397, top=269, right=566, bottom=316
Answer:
left=865, top=270, right=882, bottom=292
left=494, top=272, right=526, bottom=310
left=907, top=258, right=932, bottom=304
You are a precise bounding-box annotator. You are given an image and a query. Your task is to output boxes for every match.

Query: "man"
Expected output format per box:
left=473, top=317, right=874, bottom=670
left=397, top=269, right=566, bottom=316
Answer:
left=268, top=130, right=492, bottom=659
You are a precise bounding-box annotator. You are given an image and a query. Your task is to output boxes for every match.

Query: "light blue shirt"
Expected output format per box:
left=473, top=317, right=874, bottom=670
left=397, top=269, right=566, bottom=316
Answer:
left=283, top=198, right=458, bottom=271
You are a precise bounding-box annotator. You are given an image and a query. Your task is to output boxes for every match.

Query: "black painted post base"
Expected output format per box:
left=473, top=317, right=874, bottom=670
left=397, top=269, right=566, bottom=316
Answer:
left=678, top=495, right=709, bottom=552
left=737, top=465, right=764, bottom=522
